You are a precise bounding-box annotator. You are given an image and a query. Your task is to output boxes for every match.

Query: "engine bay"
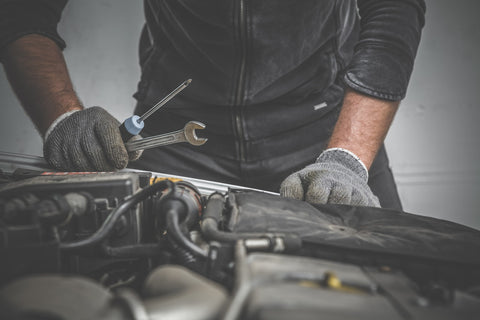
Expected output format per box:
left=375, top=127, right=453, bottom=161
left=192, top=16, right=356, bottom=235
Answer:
left=1, top=157, right=480, bottom=320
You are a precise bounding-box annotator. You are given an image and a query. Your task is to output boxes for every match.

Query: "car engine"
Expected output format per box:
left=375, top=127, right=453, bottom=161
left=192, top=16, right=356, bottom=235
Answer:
left=1, top=154, right=480, bottom=320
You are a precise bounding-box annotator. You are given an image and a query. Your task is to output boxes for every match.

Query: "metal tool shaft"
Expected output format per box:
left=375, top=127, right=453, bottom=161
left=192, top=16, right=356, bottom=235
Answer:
left=126, top=129, right=187, bottom=152
left=125, top=121, right=207, bottom=152
left=138, top=79, right=192, bottom=122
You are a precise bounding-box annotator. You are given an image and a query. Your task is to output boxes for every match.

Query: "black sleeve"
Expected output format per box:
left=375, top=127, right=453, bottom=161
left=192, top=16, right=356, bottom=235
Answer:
left=343, top=0, right=426, bottom=101
left=0, top=0, right=68, bottom=58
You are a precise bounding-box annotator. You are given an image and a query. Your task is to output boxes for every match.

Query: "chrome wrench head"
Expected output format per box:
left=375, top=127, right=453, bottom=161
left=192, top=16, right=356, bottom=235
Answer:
left=184, top=121, right=208, bottom=146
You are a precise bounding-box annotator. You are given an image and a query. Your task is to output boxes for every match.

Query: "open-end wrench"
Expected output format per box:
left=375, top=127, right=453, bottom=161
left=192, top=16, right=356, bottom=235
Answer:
left=124, top=121, right=207, bottom=152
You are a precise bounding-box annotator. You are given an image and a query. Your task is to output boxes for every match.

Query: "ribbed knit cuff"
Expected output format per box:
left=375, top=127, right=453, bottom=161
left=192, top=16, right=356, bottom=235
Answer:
left=317, top=148, right=369, bottom=182
left=44, top=110, right=80, bottom=142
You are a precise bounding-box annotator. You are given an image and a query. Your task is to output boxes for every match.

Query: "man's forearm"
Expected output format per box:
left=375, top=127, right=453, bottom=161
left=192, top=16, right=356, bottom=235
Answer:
left=327, top=89, right=399, bottom=170
left=2, top=34, right=82, bottom=136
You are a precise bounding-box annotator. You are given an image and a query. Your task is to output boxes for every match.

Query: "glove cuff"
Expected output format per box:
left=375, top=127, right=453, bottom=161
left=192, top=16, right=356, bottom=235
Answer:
left=44, top=110, right=81, bottom=142
left=317, top=148, right=369, bottom=182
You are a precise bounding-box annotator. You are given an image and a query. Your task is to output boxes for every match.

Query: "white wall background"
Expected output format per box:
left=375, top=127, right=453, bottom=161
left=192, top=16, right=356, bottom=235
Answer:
left=1, top=0, right=479, bottom=229
left=385, top=0, right=480, bottom=229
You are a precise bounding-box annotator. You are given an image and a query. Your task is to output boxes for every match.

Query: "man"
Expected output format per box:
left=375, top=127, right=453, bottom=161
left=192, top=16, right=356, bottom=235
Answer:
left=0, top=0, right=425, bottom=210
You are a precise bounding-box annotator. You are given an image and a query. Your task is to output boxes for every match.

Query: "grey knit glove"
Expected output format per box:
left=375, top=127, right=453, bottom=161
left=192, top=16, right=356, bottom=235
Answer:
left=280, top=148, right=380, bottom=207
left=43, top=107, right=142, bottom=171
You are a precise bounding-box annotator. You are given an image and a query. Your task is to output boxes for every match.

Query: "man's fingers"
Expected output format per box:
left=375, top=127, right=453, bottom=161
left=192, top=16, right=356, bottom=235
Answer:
left=327, top=184, right=352, bottom=205
left=44, top=107, right=134, bottom=172
left=126, top=135, right=143, bottom=161
left=68, top=144, right=95, bottom=171
left=305, top=178, right=331, bottom=205
left=44, top=141, right=67, bottom=171
left=96, top=124, right=129, bottom=170
left=81, top=136, right=115, bottom=171
left=279, top=149, right=381, bottom=207
left=280, top=173, right=305, bottom=200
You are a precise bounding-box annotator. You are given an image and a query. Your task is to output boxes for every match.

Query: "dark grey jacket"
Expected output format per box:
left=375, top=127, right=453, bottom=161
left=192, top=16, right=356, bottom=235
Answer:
left=0, top=0, right=425, bottom=165
left=132, top=0, right=425, bottom=163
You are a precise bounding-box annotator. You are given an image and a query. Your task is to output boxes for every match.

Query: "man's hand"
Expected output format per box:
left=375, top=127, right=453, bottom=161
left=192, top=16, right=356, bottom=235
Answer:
left=281, top=89, right=399, bottom=207
left=2, top=35, right=141, bottom=171
left=280, top=148, right=380, bottom=207
left=44, top=107, right=141, bottom=171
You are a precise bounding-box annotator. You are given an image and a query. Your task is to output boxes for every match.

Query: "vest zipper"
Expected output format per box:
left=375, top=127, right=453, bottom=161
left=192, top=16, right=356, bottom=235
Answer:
left=234, top=0, right=247, bottom=162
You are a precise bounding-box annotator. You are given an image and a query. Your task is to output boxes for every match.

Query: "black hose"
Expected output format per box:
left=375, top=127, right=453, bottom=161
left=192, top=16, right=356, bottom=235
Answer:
left=201, top=193, right=253, bottom=242
left=102, top=242, right=168, bottom=258
left=167, top=234, right=197, bottom=266
left=201, top=193, right=302, bottom=252
left=166, top=208, right=208, bottom=258
left=202, top=192, right=225, bottom=223
left=60, top=180, right=173, bottom=252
